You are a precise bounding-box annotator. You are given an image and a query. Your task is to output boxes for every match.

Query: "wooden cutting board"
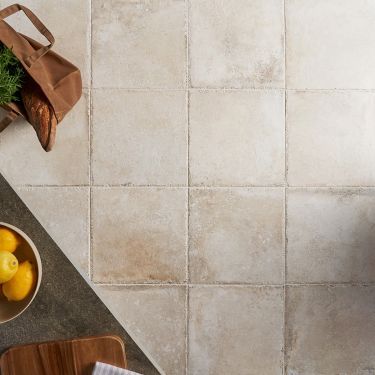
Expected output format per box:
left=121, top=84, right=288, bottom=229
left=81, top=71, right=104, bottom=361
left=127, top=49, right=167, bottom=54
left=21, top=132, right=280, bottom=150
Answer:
left=0, top=334, right=127, bottom=375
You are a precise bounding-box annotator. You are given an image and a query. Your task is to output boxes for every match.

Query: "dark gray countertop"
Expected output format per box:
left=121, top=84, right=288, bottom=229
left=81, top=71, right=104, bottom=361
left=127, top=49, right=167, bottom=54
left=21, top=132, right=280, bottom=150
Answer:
left=0, top=173, right=159, bottom=374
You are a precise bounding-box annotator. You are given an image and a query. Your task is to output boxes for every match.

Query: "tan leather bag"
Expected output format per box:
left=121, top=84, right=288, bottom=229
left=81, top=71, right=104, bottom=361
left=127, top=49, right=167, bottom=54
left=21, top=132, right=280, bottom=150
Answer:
left=0, top=3, right=82, bottom=150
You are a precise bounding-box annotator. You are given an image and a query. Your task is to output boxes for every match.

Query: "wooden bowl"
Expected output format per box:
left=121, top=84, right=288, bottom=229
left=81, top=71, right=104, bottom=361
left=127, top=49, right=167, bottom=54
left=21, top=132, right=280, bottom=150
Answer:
left=0, top=223, right=42, bottom=324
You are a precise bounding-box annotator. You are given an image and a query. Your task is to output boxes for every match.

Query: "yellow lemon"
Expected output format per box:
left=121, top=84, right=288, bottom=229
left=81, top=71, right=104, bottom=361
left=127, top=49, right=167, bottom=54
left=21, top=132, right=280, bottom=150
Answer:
left=0, top=250, right=18, bottom=283
left=2, top=261, right=36, bottom=302
left=0, top=227, right=21, bottom=253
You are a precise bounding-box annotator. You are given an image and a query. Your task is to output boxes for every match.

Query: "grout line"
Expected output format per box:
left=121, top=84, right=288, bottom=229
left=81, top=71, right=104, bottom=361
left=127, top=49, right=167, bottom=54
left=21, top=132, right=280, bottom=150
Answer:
left=14, top=185, right=375, bottom=189
left=94, top=282, right=282, bottom=287
left=186, top=106, right=191, bottom=290
left=88, top=95, right=92, bottom=280
left=15, top=185, right=91, bottom=189
left=93, top=282, right=375, bottom=287
left=87, top=184, right=91, bottom=278
left=90, top=185, right=285, bottom=189
left=185, top=3, right=190, bottom=373
left=279, top=186, right=375, bottom=189
left=285, top=88, right=375, bottom=92
left=185, top=284, right=190, bottom=375
left=188, top=87, right=284, bottom=91
left=283, top=187, right=288, bottom=375
left=185, top=0, right=190, bottom=90
left=14, top=184, right=284, bottom=188
left=96, top=283, right=184, bottom=287
left=89, top=185, right=94, bottom=280
left=87, top=0, right=92, bottom=280
left=286, top=281, right=375, bottom=286
left=284, top=0, right=287, bottom=92
left=89, top=0, right=94, bottom=281
left=91, top=87, right=187, bottom=91
left=95, top=282, right=284, bottom=287
left=89, top=87, right=375, bottom=92
left=187, top=185, right=285, bottom=188
left=90, top=87, right=284, bottom=91
left=283, top=0, right=287, bottom=372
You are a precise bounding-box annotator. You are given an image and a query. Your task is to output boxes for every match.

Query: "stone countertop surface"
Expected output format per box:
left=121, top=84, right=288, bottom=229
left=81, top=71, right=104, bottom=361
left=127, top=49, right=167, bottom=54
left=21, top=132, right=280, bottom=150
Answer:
left=0, top=173, right=159, bottom=375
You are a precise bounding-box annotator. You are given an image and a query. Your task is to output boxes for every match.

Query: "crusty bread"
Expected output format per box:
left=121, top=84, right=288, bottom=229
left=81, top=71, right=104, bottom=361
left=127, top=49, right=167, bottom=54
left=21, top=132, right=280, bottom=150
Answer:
left=21, top=80, right=57, bottom=152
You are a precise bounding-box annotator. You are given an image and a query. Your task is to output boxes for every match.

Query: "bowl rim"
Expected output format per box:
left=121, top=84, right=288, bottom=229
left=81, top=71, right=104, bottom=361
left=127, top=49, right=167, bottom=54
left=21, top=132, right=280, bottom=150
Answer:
left=0, top=222, right=42, bottom=324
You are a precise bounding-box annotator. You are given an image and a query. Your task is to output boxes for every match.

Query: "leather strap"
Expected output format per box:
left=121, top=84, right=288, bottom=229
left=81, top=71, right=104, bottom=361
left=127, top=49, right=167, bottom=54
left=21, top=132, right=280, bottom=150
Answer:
left=0, top=111, right=19, bottom=133
left=0, top=4, right=55, bottom=67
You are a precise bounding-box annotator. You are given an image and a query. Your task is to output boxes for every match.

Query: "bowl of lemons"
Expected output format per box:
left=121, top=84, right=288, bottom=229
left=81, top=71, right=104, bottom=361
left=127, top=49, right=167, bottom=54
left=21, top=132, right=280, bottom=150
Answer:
left=0, top=223, right=42, bottom=323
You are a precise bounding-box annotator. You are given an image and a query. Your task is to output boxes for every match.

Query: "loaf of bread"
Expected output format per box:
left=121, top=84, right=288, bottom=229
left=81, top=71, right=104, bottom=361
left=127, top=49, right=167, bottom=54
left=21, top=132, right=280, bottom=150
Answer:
left=21, top=80, right=57, bottom=152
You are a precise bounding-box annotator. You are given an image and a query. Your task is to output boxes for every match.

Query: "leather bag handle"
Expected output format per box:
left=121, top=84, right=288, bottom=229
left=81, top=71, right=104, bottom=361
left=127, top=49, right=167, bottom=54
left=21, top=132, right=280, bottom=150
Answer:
left=0, top=111, right=19, bottom=133
left=0, top=4, right=55, bottom=67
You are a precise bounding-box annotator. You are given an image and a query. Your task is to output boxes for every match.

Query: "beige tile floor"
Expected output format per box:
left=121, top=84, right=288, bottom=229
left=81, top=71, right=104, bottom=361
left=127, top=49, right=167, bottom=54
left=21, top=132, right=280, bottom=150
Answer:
left=2, top=0, right=375, bottom=374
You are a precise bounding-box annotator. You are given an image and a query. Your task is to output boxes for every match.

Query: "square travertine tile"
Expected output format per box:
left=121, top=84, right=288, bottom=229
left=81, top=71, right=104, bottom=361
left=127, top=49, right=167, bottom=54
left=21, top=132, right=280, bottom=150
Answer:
left=189, top=188, right=284, bottom=284
left=92, top=187, right=187, bottom=283
left=189, top=90, right=284, bottom=186
left=16, top=187, right=89, bottom=276
left=1, top=0, right=90, bottom=87
left=92, top=0, right=186, bottom=88
left=189, top=0, right=284, bottom=88
left=0, top=92, right=89, bottom=186
left=287, top=91, right=375, bottom=186
left=97, top=286, right=186, bottom=375
left=286, top=0, right=375, bottom=89
left=286, top=286, right=375, bottom=374
left=287, top=189, right=375, bottom=283
left=92, top=90, right=187, bottom=186
left=189, top=286, right=283, bottom=375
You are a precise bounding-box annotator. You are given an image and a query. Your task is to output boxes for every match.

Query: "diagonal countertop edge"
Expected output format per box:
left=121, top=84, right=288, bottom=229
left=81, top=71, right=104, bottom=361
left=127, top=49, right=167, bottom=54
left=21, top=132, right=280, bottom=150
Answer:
left=0, top=171, right=162, bottom=375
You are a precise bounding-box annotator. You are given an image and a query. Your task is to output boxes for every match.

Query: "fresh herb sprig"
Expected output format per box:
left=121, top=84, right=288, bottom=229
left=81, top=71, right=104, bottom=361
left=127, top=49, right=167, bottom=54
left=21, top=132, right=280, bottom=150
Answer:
left=0, top=44, right=24, bottom=105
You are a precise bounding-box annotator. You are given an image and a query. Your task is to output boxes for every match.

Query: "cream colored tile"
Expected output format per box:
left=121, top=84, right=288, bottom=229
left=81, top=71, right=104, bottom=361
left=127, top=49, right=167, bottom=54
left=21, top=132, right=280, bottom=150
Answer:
left=190, top=91, right=284, bottom=186
left=92, top=187, right=187, bottom=283
left=189, top=286, right=283, bottom=375
left=189, top=188, right=284, bottom=284
left=92, top=0, right=186, bottom=88
left=287, top=91, right=375, bottom=186
left=286, top=0, right=375, bottom=89
left=286, top=286, right=375, bottom=374
left=189, top=0, right=284, bottom=88
left=0, top=0, right=90, bottom=87
left=287, top=189, right=375, bottom=283
left=0, top=92, right=89, bottom=186
left=92, top=90, right=187, bottom=186
left=97, top=286, right=186, bottom=375
left=16, top=187, right=89, bottom=276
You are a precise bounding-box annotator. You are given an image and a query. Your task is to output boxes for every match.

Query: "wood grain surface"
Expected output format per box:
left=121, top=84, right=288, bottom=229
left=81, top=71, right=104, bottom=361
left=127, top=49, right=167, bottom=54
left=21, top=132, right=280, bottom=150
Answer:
left=0, top=334, right=127, bottom=375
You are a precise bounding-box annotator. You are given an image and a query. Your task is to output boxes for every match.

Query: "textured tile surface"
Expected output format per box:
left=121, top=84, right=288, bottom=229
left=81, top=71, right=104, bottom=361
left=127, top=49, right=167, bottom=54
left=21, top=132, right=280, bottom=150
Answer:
left=92, top=0, right=186, bottom=88
left=92, top=90, right=187, bottom=185
left=287, top=91, right=375, bottom=186
left=3, top=1, right=375, bottom=374
left=189, top=286, right=284, bottom=375
left=92, top=188, right=187, bottom=283
left=286, top=0, right=375, bottom=89
left=0, top=174, right=158, bottom=374
left=0, top=93, right=89, bottom=186
left=16, top=187, right=89, bottom=276
left=189, top=188, right=284, bottom=284
left=189, top=91, right=285, bottom=186
left=98, top=286, right=186, bottom=375
left=287, top=189, right=375, bottom=283
left=189, top=0, right=284, bottom=88
left=286, top=286, right=375, bottom=374
left=0, top=0, right=90, bottom=87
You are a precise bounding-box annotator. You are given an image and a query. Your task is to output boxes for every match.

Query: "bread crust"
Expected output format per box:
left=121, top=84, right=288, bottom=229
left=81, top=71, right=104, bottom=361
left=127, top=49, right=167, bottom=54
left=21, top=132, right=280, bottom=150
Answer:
left=21, top=80, right=57, bottom=152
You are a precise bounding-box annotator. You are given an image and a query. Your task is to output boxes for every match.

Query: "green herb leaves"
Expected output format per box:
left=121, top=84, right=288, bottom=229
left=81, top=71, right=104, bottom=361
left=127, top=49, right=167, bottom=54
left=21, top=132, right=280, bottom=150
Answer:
left=0, top=44, right=24, bottom=105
